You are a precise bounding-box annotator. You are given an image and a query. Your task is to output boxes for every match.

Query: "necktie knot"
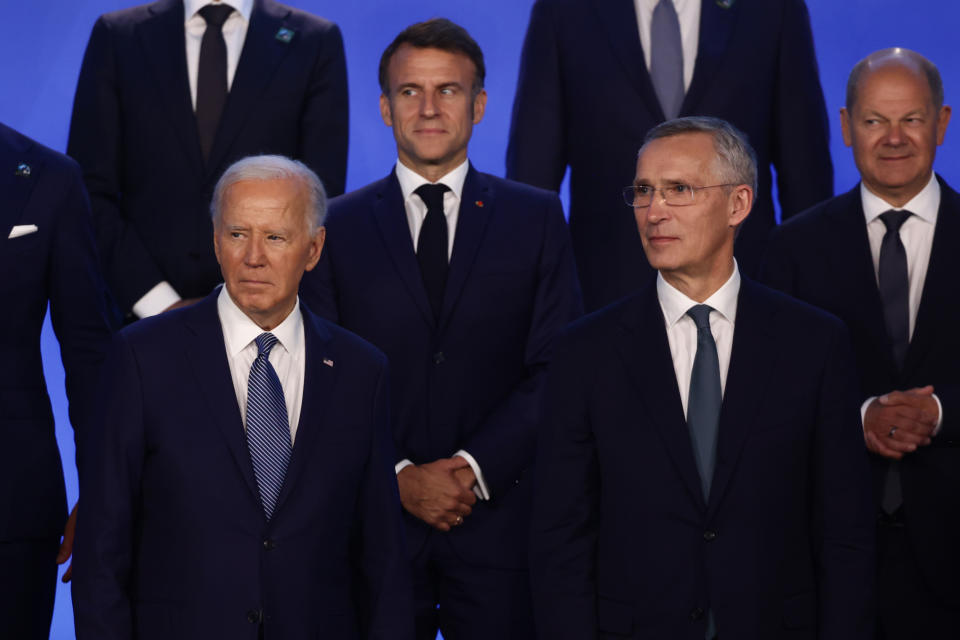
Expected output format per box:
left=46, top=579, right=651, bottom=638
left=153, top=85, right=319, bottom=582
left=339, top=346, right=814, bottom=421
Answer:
left=415, top=183, right=450, bottom=213
left=255, top=332, right=279, bottom=358
left=879, top=209, right=911, bottom=234
left=686, top=304, right=714, bottom=331
left=198, top=3, right=234, bottom=28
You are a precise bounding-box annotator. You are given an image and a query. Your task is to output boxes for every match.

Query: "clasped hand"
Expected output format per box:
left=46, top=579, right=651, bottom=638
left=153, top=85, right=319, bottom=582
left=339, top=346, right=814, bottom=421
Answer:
left=397, top=457, right=477, bottom=531
left=863, top=385, right=939, bottom=459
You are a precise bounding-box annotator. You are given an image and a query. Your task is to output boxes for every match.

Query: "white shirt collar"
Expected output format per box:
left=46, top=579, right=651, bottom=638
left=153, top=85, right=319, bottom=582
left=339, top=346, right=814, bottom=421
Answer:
left=657, top=260, right=741, bottom=328
left=184, top=0, right=253, bottom=24
left=217, top=286, right=302, bottom=359
left=395, top=159, right=470, bottom=203
left=861, top=172, right=940, bottom=225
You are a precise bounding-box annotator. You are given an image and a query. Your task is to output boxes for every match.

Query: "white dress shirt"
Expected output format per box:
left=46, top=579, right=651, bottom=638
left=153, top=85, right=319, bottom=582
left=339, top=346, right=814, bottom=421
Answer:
left=217, top=286, right=305, bottom=443
left=859, top=173, right=943, bottom=431
left=132, top=0, right=253, bottom=319
left=392, top=159, right=490, bottom=500
left=657, top=262, right=740, bottom=417
left=635, top=0, right=700, bottom=94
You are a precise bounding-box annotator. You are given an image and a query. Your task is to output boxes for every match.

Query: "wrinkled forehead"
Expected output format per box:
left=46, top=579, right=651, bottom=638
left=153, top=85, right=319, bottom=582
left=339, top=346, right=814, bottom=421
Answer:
left=635, top=133, right=721, bottom=183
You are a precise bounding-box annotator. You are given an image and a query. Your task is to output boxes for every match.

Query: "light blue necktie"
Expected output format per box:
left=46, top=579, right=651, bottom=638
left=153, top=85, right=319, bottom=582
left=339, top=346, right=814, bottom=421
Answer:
left=650, top=0, right=685, bottom=119
left=245, top=332, right=292, bottom=520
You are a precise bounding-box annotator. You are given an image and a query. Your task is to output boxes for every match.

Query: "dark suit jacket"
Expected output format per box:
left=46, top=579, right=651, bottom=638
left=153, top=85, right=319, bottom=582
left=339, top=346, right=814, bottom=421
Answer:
left=531, top=278, right=875, bottom=639
left=507, top=0, right=832, bottom=311
left=300, top=166, right=582, bottom=569
left=0, top=122, right=113, bottom=543
left=72, top=293, right=412, bottom=640
left=760, top=178, right=960, bottom=609
left=67, top=0, right=348, bottom=313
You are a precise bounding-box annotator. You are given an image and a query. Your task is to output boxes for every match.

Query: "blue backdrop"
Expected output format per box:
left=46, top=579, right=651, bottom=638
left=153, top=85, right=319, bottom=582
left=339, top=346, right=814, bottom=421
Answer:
left=1, top=1, right=956, bottom=637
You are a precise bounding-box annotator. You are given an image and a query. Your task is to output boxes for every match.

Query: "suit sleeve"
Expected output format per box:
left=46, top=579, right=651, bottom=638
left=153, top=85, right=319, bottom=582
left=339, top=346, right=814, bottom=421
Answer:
left=297, top=22, right=348, bottom=198
left=813, top=321, right=876, bottom=639
left=299, top=233, right=340, bottom=323
left=46, top=157, right=115, bottom=474
left=529, top=329, right=599, bottom=640
left=459, top=196, right=583, bottom=498
left=357, top=358, right=414, bottom=640
left=72, top=332, right=145, bottom=640
left=68, top=17, right=168, bottom=312
left=771, top=0, right=833, bottom=221
left=505, top=0, right=568, bottom=191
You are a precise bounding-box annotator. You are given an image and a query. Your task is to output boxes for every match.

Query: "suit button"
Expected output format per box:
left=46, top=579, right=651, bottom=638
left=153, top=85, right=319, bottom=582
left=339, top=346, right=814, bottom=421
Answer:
left=703, top=530, right=717, bottom=541
left=263, top=538, right=276, bottom=550
left=246, top=609, right=262, bottom=624
left=433, top=351, right=445, bottom=364
left=689, top=607, right=705, bottom=621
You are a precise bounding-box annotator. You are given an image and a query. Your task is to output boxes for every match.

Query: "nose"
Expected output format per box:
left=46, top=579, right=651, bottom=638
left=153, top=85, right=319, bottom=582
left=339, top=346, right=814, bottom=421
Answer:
left=884, top=121, right=904, bottom=146
left=646, top=190, right=670, bottom=222
left=244, top=236, right=266, bottom=266
left=420, top=91, right=437, bottom=117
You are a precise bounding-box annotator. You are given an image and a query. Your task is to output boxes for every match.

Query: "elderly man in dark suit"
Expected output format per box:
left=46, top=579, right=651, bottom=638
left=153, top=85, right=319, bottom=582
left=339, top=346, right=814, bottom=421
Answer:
left=761, top=48, right=959, bottom=639
left=507, top=0, right=833, bottom=311
left=532, top=117, right=875, bottom=639
left=0, top=122, right=113, bottom=639
left=72, top=155, right=412, bottom=640
left=300, top=18, right=582, bottom=640
left=68, top=0, right=348, bottom=321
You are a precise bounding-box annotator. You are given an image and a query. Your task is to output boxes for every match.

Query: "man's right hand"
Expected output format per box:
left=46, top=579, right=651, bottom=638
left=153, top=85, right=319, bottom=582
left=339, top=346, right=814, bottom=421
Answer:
left=863, top=385, right=938, bottom=459
left=397, top=458, right=477, bottom=531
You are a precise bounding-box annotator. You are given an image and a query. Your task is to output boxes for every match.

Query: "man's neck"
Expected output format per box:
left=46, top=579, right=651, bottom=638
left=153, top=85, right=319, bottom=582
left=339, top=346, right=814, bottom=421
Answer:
left=660, top=258, right=735, bottom=303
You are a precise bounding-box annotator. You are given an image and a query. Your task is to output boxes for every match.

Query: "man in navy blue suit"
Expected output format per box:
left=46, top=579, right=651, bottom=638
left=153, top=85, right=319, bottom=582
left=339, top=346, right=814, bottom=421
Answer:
left=531, top=117, right=875, bottom=639
left=761, top=49, right=959, bottom=639
left=72, top=155, right=412, bottom=640
left=68, top=0, right=348, bottom=322
left=507, top=0, right=833, bottom=311
left=0, top=122, right=113, bottom=639
left=300, top=18, right=582, bottom=640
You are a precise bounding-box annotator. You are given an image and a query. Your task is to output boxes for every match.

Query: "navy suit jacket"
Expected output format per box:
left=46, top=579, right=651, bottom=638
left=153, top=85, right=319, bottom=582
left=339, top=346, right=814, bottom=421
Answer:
left=0, top=122, right=113, bottom=542
left=760, top=178, right=960, bottom=609
left=72, top=293, right=412, bottom=640
left=68, top=0, right=349, bottom=313
left=507, top=0, right=832, bottom=311
left=531, top=278, right=875, bottom=639
left=300, top=166, right=582, bottom=568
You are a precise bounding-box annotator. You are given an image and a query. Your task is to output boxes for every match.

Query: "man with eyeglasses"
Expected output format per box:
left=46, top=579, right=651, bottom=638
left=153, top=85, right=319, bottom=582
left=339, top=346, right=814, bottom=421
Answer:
left=530, top=116, right=876, bottom=639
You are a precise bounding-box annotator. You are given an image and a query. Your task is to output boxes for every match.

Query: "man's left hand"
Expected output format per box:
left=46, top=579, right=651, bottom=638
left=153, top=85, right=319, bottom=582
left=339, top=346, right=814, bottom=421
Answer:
left=57, top=503, right=77, bottom=583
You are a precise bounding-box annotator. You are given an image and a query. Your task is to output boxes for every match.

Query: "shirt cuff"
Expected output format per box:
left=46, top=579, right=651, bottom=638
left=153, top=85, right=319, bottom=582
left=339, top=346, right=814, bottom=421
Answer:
left=860, top=396, right=876, bottom=430
left=453, top=449, right=490, bottom=501
left=395, top=459, right=414, bottom=475
left=932, top=393, right=944, bottom=436
left=132, top=281, right=181, bottom=318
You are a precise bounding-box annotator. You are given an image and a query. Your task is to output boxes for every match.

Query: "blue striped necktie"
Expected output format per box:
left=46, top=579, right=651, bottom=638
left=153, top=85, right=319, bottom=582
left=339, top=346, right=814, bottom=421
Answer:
left=245, top=332, right=292, bottom=520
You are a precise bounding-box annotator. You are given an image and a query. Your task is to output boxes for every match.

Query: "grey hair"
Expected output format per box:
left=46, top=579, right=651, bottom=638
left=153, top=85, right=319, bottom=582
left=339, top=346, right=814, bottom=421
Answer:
left=846, top=47, right=943, bottom=111
left=211, top=155, right=327, bottom=233
left=639, top=116, right=758, bottom=195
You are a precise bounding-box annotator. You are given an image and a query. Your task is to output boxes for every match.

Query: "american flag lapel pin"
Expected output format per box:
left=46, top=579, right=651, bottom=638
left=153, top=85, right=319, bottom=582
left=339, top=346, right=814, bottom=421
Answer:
left=322, top=358, right=334, bottom=367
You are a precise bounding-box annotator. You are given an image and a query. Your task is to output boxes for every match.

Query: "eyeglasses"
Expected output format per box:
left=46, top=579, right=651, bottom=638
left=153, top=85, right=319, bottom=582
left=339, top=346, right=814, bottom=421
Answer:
left=622, top=183, right=737, bottom=208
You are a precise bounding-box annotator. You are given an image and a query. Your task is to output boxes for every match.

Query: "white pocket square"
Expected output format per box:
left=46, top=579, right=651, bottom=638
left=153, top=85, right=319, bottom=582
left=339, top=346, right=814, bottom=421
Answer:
left=8, top=224, right=38, bottom=239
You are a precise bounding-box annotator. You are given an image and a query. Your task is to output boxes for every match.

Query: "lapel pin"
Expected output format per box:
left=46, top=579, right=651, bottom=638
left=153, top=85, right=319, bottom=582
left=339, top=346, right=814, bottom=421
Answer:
left=475, top=200, right=484, bottom=208
left=322, top=358, right=334, bottom=367
left=715, top=0, right=735, bottom=8
left=15, top=162, right=31, bottom=178
left=275, top=27, right=295, bottom=44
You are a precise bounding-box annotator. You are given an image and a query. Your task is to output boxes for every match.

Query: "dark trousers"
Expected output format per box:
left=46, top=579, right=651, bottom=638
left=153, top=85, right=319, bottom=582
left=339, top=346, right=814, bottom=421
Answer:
left=0, top=537, right=60, bottom=640
left=877, top=522, right=955, bottom=639
left=412, top=532, right=534, bottom=640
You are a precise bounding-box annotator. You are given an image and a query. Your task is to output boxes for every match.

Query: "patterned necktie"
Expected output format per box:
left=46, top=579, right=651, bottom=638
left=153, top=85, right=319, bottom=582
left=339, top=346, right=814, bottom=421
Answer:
left=650, top=0, right=684, bottom=120
left=196, top=4, right=234, bottom=163
left=245, top=332, right=291, bottom=520
left=686, top=305, right=722, bottom=499
left=415, top=183, right=451, bottom=320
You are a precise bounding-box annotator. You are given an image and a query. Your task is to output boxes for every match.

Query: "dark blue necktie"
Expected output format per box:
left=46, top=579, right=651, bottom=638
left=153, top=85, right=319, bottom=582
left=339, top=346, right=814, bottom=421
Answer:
left=245, top=332, right=291, bottom=520
left=415, top=183, right=451, bottom=320
left=196, top=4, right=234, bottom=163
left=650, top=0, right=684, bottom=120
left=686, top=305, right=722, bottom=499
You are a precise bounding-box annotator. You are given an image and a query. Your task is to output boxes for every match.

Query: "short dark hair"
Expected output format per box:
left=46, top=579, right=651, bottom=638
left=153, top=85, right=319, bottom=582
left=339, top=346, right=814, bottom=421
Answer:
left=378, top=18, right=485, bottom=96
left=846, top=48, right=943, bottom=111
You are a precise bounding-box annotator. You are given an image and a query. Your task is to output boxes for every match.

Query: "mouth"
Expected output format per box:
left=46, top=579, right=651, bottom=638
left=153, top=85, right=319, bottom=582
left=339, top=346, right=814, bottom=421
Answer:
left=646, top=235, right=678, bottom=246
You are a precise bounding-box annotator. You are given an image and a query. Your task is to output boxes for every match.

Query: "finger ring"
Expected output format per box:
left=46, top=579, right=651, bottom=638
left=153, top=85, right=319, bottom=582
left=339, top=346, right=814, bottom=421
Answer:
left=455, top=515, right=463, bottom=526
left=889, top=426, right=898, bottom=438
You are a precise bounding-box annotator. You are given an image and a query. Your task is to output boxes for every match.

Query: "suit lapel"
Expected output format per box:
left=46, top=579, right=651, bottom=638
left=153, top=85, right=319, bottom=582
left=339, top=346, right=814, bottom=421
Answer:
left=591, top=0, right=665, bottom=120
left=372, top=174, right=436, bottom=328
left=439, top=167, right=492, bottom=330
left=206, top=0, right=293, bottom=174
left=680, top=0, right=738, bottom=115
left=617, top=286, right=705, bottom=508
left=136, top=0, right=203, bottom=175
left=182, top=294, right=260, bottom=504
left=271, top=308, right=335, bottom=516
left=0, top=130, right=42, bottom=232
left=707, top=278, right=778, bottom=516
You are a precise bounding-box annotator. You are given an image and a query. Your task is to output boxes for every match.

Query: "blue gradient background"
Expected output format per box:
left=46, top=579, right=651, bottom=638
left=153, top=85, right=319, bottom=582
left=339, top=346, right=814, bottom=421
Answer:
left=0, top=1, right=956, bottom=637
